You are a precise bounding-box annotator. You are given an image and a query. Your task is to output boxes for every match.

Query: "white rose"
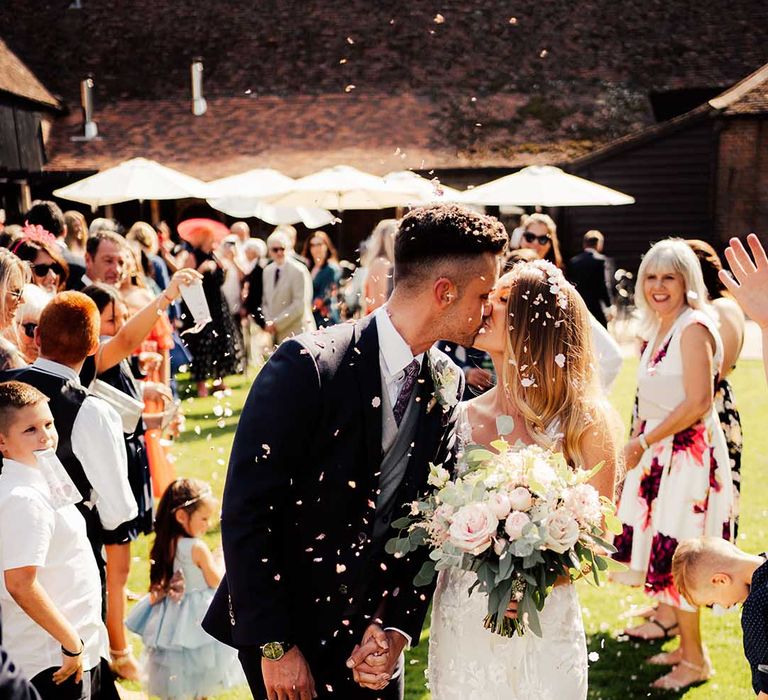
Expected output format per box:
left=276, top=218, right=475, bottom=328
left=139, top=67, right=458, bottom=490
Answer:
left=530, top=460, right=557, bottom=492
left=428, top=463, right=451, bottom=489
left=544, top=510, right=580, bottom=553
left=504, top=510, right=531, bottom=540
left=487, top=492, right=512, bottom=519
left=448, top=503, right=499, bottom=556
left=507, top=486, right=533, bottom=512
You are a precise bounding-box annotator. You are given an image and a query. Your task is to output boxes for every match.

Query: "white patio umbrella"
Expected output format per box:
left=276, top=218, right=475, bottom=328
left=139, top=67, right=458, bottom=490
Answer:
left=261, top=165, right=425, bottom=210
left=458, top=165, right=635, bottom=207
left=204, top=169, right=336, bottom=228
left=381, top=170, right=463, bottom=205
left=53, top=157, right=206, bottom=207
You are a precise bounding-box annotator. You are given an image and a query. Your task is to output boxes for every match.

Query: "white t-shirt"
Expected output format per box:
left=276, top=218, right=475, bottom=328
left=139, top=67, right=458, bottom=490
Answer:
left=0, top=459, right=108, bottom=678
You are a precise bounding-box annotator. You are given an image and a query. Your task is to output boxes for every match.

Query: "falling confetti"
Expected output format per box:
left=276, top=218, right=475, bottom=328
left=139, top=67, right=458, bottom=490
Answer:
left=554, top=353, right=566, bottom=368
left=345, top=84, right=356, bottom=92
left=371, top=396, right=381, bottom=408
left=509, top=17, right=518, bottom=24
left=434, top=13, right=445, bottom=23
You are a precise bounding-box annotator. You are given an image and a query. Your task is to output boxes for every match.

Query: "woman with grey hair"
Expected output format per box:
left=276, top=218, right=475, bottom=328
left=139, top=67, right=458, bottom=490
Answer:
left=613, top=239, right=735, bottom=690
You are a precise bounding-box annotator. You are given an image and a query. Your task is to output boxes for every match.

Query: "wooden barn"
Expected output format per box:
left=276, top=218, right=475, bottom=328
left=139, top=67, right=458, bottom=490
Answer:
left=0, top=38, right=61, bottom=221
left=563, top=63, right=768, bottom=271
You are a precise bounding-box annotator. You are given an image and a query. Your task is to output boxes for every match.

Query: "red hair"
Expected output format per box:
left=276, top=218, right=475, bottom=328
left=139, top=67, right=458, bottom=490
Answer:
left=38, top=292, right=99, bottom=365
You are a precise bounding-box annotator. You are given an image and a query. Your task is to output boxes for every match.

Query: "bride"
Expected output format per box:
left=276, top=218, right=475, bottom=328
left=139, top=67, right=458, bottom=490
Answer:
left=428, top=260, right=621, bottom=699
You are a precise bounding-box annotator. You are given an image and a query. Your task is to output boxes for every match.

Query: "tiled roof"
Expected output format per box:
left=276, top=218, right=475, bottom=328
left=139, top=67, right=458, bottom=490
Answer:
left=0, top=37, right=59, bottom=108
left=45, top=93, right=596, bottom=177
left=709, top=62, right=768, bottom=115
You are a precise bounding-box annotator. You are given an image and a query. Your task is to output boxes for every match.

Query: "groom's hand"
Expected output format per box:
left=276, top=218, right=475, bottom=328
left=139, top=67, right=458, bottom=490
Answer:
left=346, top=624, right=406, bottom=690
left=262, top=646, right=317, bottom=700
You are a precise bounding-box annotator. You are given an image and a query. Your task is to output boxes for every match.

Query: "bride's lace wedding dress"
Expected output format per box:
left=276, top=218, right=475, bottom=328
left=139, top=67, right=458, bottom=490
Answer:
left=427, top=406, right=588, bottom=700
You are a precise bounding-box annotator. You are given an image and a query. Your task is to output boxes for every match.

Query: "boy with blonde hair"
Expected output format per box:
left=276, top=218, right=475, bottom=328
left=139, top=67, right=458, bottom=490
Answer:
left=673, top=537, right=768, bottom=697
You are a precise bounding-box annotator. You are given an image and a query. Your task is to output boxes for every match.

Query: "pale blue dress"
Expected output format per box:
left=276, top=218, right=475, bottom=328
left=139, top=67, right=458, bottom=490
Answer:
left=126, top=537, right=244, bottom=699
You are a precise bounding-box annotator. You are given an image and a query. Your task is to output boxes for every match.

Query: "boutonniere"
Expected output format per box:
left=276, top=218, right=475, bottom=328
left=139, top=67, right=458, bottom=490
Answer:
left=427, top=355, right=461, bottom=414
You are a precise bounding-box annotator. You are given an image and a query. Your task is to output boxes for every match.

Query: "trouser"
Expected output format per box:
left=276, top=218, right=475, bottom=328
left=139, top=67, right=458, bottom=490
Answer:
left=30, top=658, right=119, bottom=700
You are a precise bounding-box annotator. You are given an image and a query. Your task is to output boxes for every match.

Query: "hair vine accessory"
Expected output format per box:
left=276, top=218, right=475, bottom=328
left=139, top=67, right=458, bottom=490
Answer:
left=170, top=487, right=213, bottom=512
left=16, top=223, right=58, bottom=250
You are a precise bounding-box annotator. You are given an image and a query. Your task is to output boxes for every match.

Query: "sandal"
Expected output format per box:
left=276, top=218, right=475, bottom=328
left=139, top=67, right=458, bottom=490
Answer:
left=651, top=658, right=713, bottom=690
left=109, top=647, right=143, bottom=682
left=625, top=617, right=679, bottom=641
left=648, top=648, right=683, bottom=665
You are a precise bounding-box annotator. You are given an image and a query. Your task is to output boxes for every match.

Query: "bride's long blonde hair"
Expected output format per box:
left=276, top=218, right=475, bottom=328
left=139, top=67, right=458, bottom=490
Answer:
left=500, top=260, right=611, bottom=469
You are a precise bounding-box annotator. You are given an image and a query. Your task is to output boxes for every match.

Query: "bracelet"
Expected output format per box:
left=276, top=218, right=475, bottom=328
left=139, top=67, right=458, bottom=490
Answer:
left=638, top=433, right=650, bottom=451
left=61, top=639, right=84, bottom=657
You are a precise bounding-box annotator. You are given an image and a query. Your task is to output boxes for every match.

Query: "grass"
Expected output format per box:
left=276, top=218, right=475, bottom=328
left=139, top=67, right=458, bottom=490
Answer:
left=122, top=360, right=767, bottom=699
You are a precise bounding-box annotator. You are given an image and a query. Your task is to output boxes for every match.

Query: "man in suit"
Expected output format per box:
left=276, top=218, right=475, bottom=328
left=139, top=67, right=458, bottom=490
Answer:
left=567, top=229, right=613, bottom=327
left=262, top=230, right=316, bottom=344
left=24, top=201, right=86, bottom=291
left=203, top=204, right=508, bottom=700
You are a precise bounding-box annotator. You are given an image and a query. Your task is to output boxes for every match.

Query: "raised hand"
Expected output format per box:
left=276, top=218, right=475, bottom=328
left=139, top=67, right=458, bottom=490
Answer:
left=720, top=234, right=768, bottom=328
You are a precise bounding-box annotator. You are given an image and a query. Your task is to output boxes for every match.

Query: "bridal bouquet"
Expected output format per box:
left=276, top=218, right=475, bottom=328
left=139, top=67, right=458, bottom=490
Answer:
left=386, top=439, right=623, bottom=637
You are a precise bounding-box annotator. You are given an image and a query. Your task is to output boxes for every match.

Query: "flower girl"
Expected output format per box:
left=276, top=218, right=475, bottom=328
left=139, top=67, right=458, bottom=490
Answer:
left=126, top=478, right=243, bottom=699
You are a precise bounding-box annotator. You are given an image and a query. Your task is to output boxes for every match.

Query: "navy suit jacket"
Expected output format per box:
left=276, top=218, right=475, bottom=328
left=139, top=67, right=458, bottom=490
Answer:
left=0, top=614, right=40, bottom=699
left=202, top=315, right=462, bottom=689
left=568, top=249, right=612, bottom=326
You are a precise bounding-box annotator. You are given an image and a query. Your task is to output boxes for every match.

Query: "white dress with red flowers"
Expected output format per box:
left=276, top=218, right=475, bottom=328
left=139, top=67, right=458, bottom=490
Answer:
left=613, top=308, right=735, bottom=609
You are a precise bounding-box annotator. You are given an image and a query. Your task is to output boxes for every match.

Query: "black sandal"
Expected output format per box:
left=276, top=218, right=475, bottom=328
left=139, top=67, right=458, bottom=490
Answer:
left=625, top=617, right=680, bottom=641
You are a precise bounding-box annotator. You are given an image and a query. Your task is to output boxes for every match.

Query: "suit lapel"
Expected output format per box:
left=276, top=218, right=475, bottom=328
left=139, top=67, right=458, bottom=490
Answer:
left=353, top=316, right=384, bottom=484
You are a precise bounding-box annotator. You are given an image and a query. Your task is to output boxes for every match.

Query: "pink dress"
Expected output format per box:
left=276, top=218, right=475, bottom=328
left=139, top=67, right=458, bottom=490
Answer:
left=613, top=308, right=735, bottom=608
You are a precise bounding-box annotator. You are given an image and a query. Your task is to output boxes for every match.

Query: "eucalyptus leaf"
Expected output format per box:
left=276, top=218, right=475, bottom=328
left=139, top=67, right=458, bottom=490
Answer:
left=604, top=513, right=624, bottom=536
left=413, top=560, right=437, bottom=587
left=496, top=414, right=515, bottom=436
left=391, top=516, right=413, bottom=530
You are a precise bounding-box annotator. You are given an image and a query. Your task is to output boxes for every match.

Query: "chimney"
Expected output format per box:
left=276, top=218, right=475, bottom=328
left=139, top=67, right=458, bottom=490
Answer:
left=80, top=77, right=98, bottom=139
left=191, top=59, right=207, bottom=116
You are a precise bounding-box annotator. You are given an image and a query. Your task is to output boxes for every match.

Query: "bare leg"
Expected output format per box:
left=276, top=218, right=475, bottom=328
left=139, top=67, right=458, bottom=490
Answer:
left=651, top=608, right=711, bottom=689
left=106, top=543, right=142, bottom=682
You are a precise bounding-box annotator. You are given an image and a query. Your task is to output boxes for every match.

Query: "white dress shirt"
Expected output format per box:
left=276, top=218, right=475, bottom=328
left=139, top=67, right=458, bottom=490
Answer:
left=589, top=317, right=623, bottom=393
left=373, top=306, right=424, bottom=649
left=374, top=306, right=424, bottom=407
left=32, top=358, right=137, bottom=531
left=0, top=459, right=109, bottom=677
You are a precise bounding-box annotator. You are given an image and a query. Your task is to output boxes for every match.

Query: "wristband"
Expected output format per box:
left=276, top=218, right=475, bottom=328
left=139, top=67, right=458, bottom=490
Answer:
left=638, top=433, right=650, bottom=451
left=61, top=639, right=84, bottom=657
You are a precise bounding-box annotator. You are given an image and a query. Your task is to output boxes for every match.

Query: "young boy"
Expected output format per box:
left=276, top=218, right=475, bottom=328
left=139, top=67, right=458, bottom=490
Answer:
left=673, top=537, right=768, bottom=698
left=0, top=381, right=116, bottom=699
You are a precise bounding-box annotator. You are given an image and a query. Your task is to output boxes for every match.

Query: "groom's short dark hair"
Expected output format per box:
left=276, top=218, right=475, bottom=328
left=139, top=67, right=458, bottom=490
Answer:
left=394, top=204, right=508, bottom=285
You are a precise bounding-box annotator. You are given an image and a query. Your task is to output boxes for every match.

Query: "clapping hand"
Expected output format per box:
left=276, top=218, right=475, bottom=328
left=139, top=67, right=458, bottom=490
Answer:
left=346, top=624, right=406, bottom=691
left=720, top=233, right=768, bottom=328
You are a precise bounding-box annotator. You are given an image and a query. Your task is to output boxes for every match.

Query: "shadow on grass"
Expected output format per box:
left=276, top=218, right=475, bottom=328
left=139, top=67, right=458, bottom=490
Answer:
left=587, top=632, right=698, bottom=700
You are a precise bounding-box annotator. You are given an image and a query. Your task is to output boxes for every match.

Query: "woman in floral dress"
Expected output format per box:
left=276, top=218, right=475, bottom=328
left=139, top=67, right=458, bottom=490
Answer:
left=613, top=239, right=735, bottom=691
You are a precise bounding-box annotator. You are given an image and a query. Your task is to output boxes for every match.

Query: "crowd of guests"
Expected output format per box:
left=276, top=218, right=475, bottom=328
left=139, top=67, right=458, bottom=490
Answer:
left=0, top=196, right=764, bottom=698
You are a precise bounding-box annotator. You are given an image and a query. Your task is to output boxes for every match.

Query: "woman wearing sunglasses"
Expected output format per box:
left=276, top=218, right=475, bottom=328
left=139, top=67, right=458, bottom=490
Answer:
left=14, top=283, right=49, bottom=364
left=12, top=228, right=69, bottom=294
left=519, top=212, right=564, bottom=270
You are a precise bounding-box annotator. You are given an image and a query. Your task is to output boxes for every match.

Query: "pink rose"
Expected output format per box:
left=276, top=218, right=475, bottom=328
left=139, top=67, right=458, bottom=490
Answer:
left=544, top=510, right=580, bottom=553
left=504, top=510, right=531, bottom=540
left=448, top=504, right=499, bottom=555
left=563, top=483, right=602, bottom=527
left=487, top=492, right=512, bottom=519
left=507, top=486, right=533, bottom=512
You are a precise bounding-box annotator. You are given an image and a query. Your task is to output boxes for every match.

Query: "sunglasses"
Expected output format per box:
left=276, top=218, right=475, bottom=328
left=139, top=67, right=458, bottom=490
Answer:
left=22, top=322, right=37, bottom=338
left=269, top=247, right=285, bottom=253
left=32, top=262, right=64, bottom=277
left=523, top=232, right=551, bottom=246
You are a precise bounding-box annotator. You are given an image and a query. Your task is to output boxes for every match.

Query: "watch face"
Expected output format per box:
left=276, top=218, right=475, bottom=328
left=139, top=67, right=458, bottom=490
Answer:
left=262, top=642, right=285, bottom=661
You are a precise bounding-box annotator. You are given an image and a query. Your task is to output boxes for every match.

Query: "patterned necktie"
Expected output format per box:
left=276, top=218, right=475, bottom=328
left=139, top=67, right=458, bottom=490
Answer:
left=393, top=359, right=420, bottom=426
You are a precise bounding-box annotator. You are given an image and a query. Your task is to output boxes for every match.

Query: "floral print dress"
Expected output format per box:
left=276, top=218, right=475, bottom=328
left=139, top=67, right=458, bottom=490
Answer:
left=614, top=308, right=735, bottom=609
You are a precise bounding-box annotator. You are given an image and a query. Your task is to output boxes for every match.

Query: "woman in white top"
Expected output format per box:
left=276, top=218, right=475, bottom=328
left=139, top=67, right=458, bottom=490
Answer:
left=0, top=381, right=115, bottom=699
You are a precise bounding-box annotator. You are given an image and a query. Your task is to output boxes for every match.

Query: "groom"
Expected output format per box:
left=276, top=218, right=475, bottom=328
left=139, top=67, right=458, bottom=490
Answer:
left=203, top=204, right=508, bottom=699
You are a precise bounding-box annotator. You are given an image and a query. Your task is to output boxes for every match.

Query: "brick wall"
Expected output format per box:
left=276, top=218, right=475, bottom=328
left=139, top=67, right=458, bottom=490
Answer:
left=716, top=118, right=768, bottom=244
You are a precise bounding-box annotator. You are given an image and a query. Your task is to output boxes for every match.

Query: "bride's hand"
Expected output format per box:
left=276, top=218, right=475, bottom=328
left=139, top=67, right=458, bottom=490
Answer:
left=504, top=601, right=518, bottom=619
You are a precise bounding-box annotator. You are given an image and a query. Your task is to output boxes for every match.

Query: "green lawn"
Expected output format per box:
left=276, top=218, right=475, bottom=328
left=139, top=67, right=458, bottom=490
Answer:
left=123, top=359, right=767, bottom=699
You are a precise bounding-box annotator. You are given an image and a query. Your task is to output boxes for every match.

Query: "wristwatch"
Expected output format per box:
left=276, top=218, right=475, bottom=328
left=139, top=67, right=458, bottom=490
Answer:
left=260, top=641, right=294, bottom=660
